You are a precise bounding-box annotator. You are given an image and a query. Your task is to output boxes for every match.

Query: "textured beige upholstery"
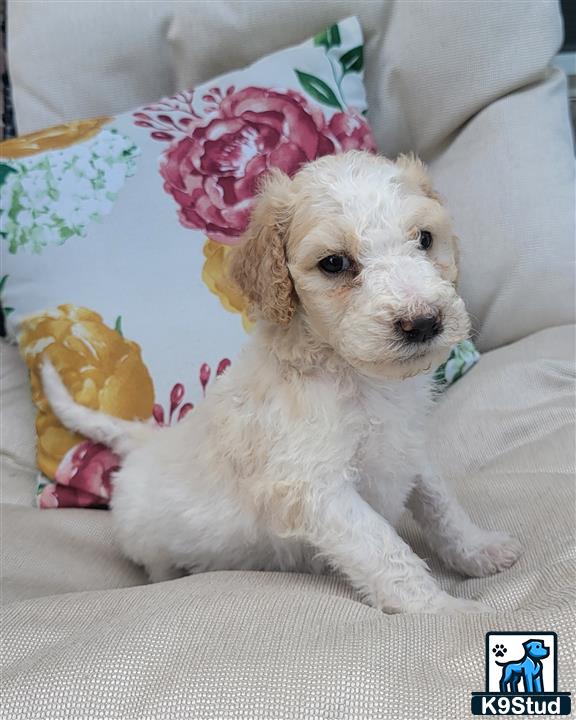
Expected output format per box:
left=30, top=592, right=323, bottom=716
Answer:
left=2, top=326, right=575, bottom=718
left=0, top=341, right=36, bottom=506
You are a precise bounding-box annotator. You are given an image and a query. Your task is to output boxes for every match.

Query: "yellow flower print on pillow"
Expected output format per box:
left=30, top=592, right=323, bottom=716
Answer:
left=202, top=239, right=253, bottom=331
left=19, top=305, right=154, bottom=479
left=0, top=118, right=112, bottom=158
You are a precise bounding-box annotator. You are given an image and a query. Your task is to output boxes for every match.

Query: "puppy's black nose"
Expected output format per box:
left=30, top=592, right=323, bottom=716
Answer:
left=396, top=314, right=442, bottom=343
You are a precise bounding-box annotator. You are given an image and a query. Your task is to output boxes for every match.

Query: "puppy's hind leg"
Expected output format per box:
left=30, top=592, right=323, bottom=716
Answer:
left=407, top=470, right=522, bottom=578
left=144, top=557, right=183, bottom=584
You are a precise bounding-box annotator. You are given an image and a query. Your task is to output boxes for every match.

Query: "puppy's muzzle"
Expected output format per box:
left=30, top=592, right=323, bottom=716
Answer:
left=395, top=313, right=443, bottom=344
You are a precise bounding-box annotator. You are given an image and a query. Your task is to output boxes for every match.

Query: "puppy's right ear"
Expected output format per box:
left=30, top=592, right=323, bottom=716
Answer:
left=229, top=169, right=295, bottom=326
left=395, top=153, right=443, bottom=203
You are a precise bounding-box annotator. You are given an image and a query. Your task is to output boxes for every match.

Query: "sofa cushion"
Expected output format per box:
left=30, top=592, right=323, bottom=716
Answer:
left=427, top=324, right=576, bottom=483
left=0, top=341, right=36, bottom=469
left=1, top=569, right=574, bottom=719
left=2, top=325, right=573, bottom=600
left=429, top=72, right=575, bottom=350
left=7, top=0, right=177, bottom=135
left=1, top=504, right=146, bottom=603
left=2, top=325, right=574, bottom=718
left=0, top=340, right=37, bottom=506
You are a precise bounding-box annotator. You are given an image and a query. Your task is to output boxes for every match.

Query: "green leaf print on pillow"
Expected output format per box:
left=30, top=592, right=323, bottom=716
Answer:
left=313, top=25, right=341, bottom=50
left=0, top=129, right=140, bottom=254
left=339, top=46, right=364, bottom=74
left=294, top=71, right=343, bottom=109
left=297, top=26, right=365, bottom=111
left=0, top=163, right=17, bottom=188
left=434, top=340, right=481, bottom=389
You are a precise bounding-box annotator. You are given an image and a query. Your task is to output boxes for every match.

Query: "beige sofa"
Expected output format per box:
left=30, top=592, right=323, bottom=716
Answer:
left=2, top=2, right=575, bottom=718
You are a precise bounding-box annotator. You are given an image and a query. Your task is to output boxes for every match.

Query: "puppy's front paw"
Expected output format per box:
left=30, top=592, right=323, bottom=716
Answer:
left=442, top=530, right=523, bottom=578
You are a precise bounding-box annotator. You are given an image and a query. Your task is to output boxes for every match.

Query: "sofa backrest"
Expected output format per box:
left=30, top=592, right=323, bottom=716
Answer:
left=7, top=0, right=575, bottom=351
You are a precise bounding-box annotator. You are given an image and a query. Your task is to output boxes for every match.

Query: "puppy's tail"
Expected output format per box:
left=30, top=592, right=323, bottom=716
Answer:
left=39, top=359, right=145, bottom=456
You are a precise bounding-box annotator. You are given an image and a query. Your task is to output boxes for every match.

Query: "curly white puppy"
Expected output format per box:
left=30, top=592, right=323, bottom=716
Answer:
left=41, top=151, right=522, bottom=614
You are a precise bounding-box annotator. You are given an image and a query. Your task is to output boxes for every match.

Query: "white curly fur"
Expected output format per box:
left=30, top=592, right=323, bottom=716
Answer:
left=40, top=151, right=521, bottom=614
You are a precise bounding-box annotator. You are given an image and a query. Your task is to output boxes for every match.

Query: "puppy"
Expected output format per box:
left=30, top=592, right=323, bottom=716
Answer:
left=40, top=151, right=522, bottom=614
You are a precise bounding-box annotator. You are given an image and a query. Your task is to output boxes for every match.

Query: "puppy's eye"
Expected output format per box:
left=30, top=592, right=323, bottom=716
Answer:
left=318, top=255, right=352, bottom=274
left=418, top=230, right=433, bottom=250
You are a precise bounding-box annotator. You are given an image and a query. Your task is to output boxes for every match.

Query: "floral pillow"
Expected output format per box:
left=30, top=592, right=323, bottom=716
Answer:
left=0, top=16, right=478, bottom=510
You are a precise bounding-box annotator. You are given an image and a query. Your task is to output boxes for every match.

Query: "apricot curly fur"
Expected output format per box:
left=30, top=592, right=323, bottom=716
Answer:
left=229, top=170, right=296, bottom=326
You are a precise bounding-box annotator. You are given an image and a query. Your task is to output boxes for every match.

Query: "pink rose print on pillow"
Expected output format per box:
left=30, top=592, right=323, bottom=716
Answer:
left=135, top=85, right=376, bottom=244
left=328, top=110, right=376, bottom=152
left=38, top=441, right=120, bottom=509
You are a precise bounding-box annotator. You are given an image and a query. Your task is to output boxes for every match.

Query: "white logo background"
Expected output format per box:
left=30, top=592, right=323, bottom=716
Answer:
left=487, top=632, right=556, bottom=693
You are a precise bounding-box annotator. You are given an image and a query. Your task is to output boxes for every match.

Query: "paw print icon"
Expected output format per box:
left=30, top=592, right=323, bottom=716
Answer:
left=492, top=644, right=507, bottom=658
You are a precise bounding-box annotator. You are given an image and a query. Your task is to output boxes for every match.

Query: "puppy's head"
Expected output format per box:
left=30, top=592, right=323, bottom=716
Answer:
left=229, top=151, right=470, bottom=380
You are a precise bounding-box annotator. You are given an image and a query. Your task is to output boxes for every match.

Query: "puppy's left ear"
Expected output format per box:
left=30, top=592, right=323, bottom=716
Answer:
left=228, top=169, right=296, bottom=326
left=395, top=153, right=443, bottom=203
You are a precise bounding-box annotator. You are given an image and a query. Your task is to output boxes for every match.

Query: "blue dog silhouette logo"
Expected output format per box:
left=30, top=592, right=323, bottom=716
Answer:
left=496, top=638, right=549, bottom=694
left=471, top=632, right=572, bottom=715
